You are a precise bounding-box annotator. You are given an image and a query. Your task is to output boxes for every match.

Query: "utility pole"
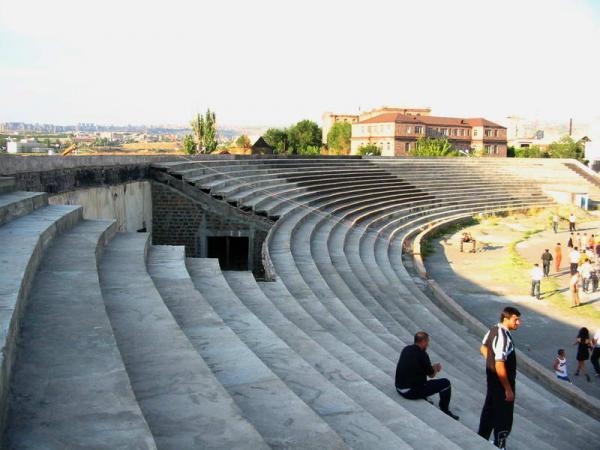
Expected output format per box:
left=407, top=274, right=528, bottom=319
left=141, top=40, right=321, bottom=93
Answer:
left=569, top=118, right=573, bottom=136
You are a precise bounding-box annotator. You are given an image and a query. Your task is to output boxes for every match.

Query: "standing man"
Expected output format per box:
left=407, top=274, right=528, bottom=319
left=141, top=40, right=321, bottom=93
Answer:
left=478, top=307, right=521, bottom=449
left=395, top=331, right=459, bottom=420
left=530, top=264, right=543, bottom=299
left=569, top=247, right=581, bottom=275
left=552, top=214, right=560, bottom=233
left=569, top=213, right=576, bottom=232
left=567, top=233, right=574, bottom=249
left=591, top=328, right=600, bottom=377
left=554, top=243, right=562, bottom=273
left=570, top=271, right=581, bottom=308
left=541, top=249, right=553, bottom=277
left=579, top=259, right=593, bottom=293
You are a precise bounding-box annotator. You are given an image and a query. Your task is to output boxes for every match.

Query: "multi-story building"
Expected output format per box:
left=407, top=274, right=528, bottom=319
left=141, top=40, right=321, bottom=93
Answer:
left=350, top=113, right=507, bottom=157
left=322, top=106, right=431, bottom=143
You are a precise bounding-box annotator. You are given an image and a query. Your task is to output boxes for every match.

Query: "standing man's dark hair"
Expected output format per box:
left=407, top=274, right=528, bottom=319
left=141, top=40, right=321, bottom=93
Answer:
left=395, top=331, right=459, bottom=420
left=478, top=307, right=521, bottom=448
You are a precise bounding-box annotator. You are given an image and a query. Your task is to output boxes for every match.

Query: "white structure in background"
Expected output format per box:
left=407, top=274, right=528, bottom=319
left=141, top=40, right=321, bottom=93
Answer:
left=7, top=139, right=52, bottom=154
left=582, top=124, right=600, bottom=169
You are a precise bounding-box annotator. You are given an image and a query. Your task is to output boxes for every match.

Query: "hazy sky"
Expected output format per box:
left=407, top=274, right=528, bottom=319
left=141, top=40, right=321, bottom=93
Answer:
left=1, top=0, right=599, bottom=127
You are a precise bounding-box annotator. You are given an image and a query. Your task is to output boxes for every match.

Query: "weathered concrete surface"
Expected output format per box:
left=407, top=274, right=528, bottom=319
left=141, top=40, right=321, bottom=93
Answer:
left=148, top=247, right=347, bottom=450
left=99, top=233, right=269, bottom=450
left=5, top=220, right=156, bottom=450
left=184, top=256, right=410, bottom=450
left=49, top=181, right=152, bottom=232
left=0, top=204, right=82, bottom=442
left=0, top=177, right=15, bottom=194
left=0, top=191, right=48, bottom=228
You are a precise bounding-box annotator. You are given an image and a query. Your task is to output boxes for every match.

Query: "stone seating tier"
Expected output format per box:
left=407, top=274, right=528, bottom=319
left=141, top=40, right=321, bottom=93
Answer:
left=2, top=157, right=600, bottom=449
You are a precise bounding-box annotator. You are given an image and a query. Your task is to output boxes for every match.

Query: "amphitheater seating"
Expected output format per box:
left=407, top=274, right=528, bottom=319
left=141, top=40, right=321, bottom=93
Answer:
left=2, top=157, right=600, bottom=449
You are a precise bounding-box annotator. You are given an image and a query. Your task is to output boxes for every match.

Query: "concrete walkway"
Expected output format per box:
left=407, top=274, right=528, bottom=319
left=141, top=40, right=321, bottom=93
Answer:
left=425, top=218, right=600, bottom=398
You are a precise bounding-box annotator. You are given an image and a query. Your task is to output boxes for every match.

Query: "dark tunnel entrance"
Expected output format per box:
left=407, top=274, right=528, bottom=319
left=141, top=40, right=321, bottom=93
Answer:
left=206, top=236, right=250, bottom=271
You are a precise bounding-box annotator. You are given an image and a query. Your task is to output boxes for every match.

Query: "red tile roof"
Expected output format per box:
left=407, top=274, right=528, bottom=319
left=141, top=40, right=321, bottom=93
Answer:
left=358, top=113, right=505, bottom=128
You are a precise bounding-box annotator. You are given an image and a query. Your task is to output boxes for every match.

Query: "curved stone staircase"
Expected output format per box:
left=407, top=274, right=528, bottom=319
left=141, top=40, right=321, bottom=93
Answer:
left=1, top=158, right=599, bottom=449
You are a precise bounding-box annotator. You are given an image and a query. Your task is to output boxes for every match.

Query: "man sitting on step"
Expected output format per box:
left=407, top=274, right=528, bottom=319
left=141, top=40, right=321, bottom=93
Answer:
left=395, top=331, right=459, bottom=420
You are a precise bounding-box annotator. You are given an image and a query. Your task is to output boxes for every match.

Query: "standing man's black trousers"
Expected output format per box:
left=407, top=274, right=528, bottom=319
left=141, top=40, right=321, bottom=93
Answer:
left=478, top=379, right=515, bottom=448
left=543, top=262, right=551, bottom=277
left=397, top=378, right=451, bottom=412
left=591, top=347, right=600, bottom=375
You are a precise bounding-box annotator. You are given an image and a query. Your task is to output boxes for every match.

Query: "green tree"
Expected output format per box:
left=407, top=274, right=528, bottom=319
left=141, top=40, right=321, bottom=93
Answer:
left=546, top=135, right=584, bottom=160
left=190, top=109, right=218, bottom=153
left=263, top=128, right=289, bottom=153
left=327, top=122, right=351, bottom=152
left=236, top=134, right=251, bottom=148
left=410, top=137, right=458, bottom=157
left=514, top=145, right=547, bottom=158
left=191, top=113, right=204, bottom=153
left=203, top=109, right=218, bottom=153
left=287, top=120, right=322, bottom=154
left=358, top=144, right=381, bottom=156
left=298, top=145, right=321, bottom=155
left=182, top=134, right=196, bottom=154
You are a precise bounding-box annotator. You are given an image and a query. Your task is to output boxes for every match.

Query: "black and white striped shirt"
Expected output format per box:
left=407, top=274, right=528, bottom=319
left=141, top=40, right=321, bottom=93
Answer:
left=482, top=324, right=517, bottom=382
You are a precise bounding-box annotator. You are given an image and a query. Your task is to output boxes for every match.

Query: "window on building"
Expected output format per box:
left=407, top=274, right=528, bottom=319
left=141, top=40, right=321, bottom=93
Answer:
left=415, top=126, right=423, bottom=134
left=473, top=129, right=478, bottom=137
left=406, top=126, right=412, bottom=134
left=494, top=129, right=499, bottom=137
left=405, top=142, right=410, bottom=152
left=442, top=128, right=449, bottom=136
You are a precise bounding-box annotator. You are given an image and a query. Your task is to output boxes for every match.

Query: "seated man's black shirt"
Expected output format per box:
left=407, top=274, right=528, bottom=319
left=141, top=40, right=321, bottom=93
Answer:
left=395, top=344, right=434, bottom=389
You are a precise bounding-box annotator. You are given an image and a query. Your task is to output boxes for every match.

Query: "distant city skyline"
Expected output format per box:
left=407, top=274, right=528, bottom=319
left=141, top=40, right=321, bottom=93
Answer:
left=1, top=0, right=599, bottom=126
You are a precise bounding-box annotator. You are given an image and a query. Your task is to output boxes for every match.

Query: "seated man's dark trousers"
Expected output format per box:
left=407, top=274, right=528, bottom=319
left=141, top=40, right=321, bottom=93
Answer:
left=397, top=378, right=451, bottom=411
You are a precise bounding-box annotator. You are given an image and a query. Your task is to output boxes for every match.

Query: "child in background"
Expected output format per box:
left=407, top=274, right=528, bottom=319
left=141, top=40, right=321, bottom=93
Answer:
left=554, top=349, right=571, bottom=382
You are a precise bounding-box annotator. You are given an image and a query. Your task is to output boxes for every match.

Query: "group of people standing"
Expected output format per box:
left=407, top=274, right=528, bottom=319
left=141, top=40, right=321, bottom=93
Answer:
left=530, top=213, right=600, bottom=307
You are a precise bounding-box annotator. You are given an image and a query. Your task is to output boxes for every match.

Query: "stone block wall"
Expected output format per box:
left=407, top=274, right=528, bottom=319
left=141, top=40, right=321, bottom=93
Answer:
left=151, top=182, right=270, bottom=278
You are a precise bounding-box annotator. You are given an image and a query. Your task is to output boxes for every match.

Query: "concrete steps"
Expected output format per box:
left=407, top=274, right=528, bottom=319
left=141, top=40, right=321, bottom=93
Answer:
left=0, top=204, right=83, bottom=437
left=182, top=255, right=410, bottom=450
left=98, top=233, right=269, bottom=450
left=268, top=202, right=560, bottom=449
left=146, top=246, right=345, bottom=449
left=223, top=270, right=469, bottom=449
left=0, top=191, right=48, bottom=228
left=255, top=277, right=494, bottom=449
left=5, top=220, right=156, bottom=450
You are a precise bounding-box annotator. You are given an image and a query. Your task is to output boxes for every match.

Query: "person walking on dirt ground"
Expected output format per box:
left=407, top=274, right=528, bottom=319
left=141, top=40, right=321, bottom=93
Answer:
left=569, top=213, right=576, bottom=232
left=530, top=264, right=543, bottom=299
left=570, top=271, right=581, bottom=308
left=552, top=214, right=560, bottom=233
left=554, top=243, right=562, bottom=273
left=478, top=307, right=521, bottom=449
left=579, top=259, right=593, bottom=293
left=541, top=249, right=553, bottom=277
left=568, top=233, right=574, bottom=249
left=574, top=327, right=592, bottom=382
left=569, top=247, right=580, bottom=275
